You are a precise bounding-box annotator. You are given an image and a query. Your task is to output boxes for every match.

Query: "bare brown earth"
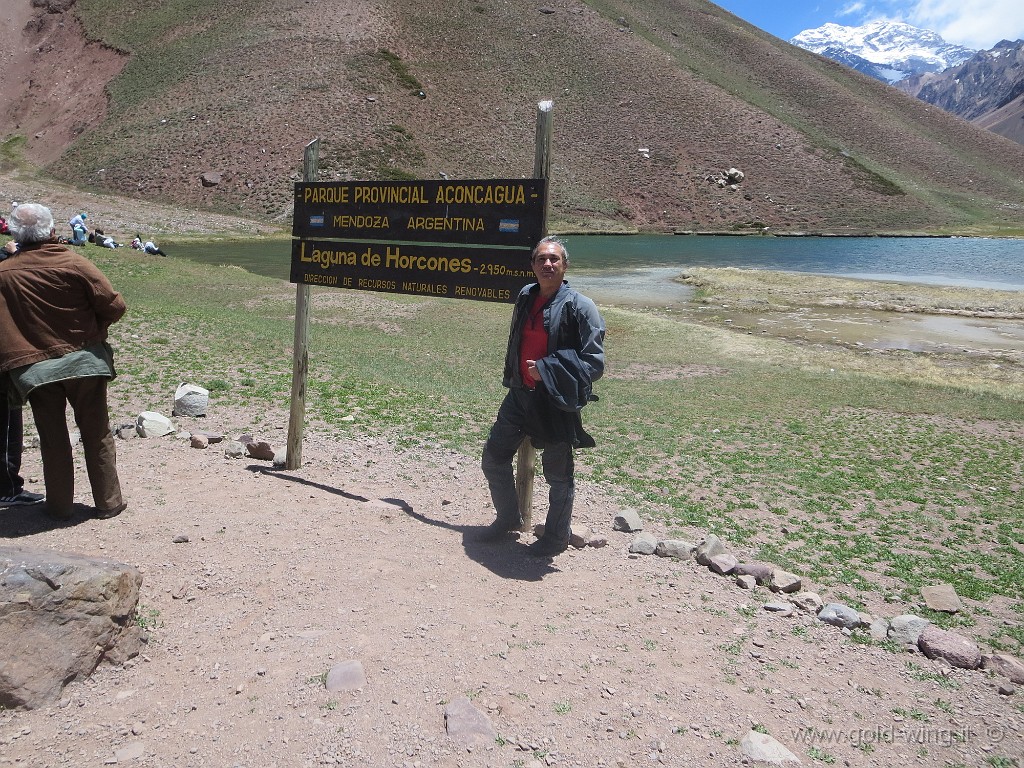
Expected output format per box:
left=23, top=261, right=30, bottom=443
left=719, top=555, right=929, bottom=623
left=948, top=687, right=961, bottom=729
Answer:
left=1, top=179, right=1023, bottom=767
left=5, top=0, right=1024, bottom=234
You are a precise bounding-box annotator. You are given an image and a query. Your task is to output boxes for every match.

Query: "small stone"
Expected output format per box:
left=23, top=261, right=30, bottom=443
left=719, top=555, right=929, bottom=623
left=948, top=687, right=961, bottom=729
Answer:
left=770, top=570, right=802, bottom=594
left=628, top=532, right=659, bottom=555
left=921, top=583, right=963, bottom=613
left=736, top=574, right=756, bottom=590
left=613, top=508, right=643, bottom=532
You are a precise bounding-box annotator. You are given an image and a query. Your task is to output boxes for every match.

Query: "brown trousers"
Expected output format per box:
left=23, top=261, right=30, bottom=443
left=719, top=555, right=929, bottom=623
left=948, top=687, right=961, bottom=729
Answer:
left=28, top=376, right=122, bottom=515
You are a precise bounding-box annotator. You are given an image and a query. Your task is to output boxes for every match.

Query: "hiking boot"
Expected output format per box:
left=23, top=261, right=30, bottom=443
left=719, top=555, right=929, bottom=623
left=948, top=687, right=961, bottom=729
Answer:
left=477, top=517, right=523, bottom=543
left=526, top=536, right=569, bottom=558
left=94, top=502, right=128, bottom=520
left=0, top=490, right=44, bottom=508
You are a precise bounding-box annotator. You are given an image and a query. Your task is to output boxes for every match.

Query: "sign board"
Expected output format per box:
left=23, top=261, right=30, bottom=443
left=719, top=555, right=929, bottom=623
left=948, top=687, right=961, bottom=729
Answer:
left=291, top=179, right=546, bottom=302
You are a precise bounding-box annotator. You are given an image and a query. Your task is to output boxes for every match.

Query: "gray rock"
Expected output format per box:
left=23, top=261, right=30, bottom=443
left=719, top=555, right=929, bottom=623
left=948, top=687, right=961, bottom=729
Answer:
left=869, top=617, right=890, bottom=641
left=734, top=561, right=774, bottom=585
left=325, top=660, right=366, bottom=692
left=790, top=591, right=823, bottom=613
left=172, top=382, right=209, bottom=417
left=982, top=653, right=1024, bottom=684
left=889, top=614, right=931, bottom=647
left=588, top=536, right=609, bottom=548
left=569, top=524, right=592, bottom=549
left=223, top=440, right=246, bottom=459
left=114, top=423, right=137, bottom=440
left=654, top=540, right=696, bottom=559
left=726, top=167, right=746, bottom=184
left=736, top=574, right=757, bottom=590
left=769, top=570, right=802, bottom=594
left=613, top=508, right=643, bottom=532
left=917, top=626, right=981, bottom=669
left=444, top=695, right=497, bottom=747
left=0, top=546, right=144, bottom=708
left=200, top=171, right=222, bottom=187
left=763, top=602, right=794, bottom=617
left=135, top=411, right=174, bottom=438
left=694, top=534, right=728, bottom=565
left=628, top=532, right=659, bottom=555
left=708, top=553, right=738, bottom=575
left=817, top=603, right=861, bottom=630
left=921, top=583, right=963, bottom=613
left=738, top=730, right=800, bottom=764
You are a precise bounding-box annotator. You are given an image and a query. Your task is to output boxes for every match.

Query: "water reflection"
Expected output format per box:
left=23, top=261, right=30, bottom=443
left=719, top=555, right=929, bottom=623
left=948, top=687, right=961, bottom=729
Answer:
left=571, top=267, right=694, bottom=309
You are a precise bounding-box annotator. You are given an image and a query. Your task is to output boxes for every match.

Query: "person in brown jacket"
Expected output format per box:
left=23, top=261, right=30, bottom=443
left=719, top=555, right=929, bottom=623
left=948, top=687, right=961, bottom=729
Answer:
left=0, top=203, right=127, bottom=521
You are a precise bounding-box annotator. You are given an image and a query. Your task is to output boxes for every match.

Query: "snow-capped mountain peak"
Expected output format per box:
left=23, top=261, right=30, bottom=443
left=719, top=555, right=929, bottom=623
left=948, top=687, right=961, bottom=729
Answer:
left=791, top=20, right=976, bottom=83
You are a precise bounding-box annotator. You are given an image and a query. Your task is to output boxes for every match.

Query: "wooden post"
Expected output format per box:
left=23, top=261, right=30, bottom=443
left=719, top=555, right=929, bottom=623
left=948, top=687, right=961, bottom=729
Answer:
left=515, top=100, right=553, bottom=530
left=285, top=138, right=319, bottom=470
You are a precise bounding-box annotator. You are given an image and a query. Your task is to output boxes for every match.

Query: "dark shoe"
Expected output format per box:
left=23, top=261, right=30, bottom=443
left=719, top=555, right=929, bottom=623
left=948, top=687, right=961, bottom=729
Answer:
left=0, top=490, right=45, bottom=508
left=526, top=536, right=569, bottom=558
left=94, top=502, right=128, bottom=520
left=477, top=518, right=523, bottom=543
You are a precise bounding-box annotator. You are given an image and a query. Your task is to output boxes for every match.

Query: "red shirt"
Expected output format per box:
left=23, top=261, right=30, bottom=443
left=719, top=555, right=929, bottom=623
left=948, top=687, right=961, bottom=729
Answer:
left=519, top=294, right=549, bottom=388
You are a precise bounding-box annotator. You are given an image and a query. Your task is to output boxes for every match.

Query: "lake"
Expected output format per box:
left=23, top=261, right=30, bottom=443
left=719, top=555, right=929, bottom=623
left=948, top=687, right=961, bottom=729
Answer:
left=165, top=234, right=1024, bottom=353
left=167, top=234, right=1024, bottom=298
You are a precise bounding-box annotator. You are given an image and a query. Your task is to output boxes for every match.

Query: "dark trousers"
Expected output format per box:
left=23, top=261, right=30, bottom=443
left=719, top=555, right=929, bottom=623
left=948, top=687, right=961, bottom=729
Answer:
left=28, top=377, right=122, bottom=514
left=481, top=388, right=575, bottom=543
left=1, top=407, right=24, bottom=496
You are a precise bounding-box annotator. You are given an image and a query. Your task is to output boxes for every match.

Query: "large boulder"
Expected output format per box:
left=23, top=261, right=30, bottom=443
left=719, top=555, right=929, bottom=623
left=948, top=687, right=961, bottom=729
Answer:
left=917, top=626, right=982, bottom=670
left=136, top=411, right=174, bottom=437
left=0, top=546, right=144, bottom=709
left=173, top=382, right=209, bottom=417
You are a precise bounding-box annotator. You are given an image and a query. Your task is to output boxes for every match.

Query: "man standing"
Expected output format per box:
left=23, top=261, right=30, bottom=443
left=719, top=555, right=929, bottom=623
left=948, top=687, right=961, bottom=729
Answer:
left=0, top=405, right=44, bottom=508
left=480, top=235, right=605, bottom=557
left=0, top=239, right=44, bottom=509
left=0, top=203, right=127, bottom=521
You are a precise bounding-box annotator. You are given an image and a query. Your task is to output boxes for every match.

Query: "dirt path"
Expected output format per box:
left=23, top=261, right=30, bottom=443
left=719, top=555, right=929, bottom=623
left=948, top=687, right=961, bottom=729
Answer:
left=1, top=398, right=1021, bottom=767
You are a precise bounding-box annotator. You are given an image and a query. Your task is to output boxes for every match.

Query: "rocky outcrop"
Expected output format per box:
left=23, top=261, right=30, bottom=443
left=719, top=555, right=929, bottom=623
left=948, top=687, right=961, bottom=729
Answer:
left=0, top=546, right=144, bottom=709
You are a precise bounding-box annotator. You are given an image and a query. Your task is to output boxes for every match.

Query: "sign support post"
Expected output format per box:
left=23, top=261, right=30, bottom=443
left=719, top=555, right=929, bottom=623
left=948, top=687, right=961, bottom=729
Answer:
left=515, top=100, right=553, bottom=532
left=286, top=138, right=319, bottom=470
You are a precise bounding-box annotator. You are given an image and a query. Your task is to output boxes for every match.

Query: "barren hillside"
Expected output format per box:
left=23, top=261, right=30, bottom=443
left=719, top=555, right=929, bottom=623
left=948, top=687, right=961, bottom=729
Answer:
left=4, top=0, right=1024, bottom=234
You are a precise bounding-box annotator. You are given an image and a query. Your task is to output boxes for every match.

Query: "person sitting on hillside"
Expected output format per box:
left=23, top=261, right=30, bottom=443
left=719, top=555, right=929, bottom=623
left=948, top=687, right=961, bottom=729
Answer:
left=87, top=229, right=122, bottom=248
left=68, top=212, right=88, bottom=245
left=130, top=236, right=167, bottom=256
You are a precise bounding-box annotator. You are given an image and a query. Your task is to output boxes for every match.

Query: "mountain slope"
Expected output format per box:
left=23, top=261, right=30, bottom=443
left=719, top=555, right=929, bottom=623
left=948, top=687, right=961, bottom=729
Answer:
left=897, top=40, right=1024, bottom=145
left=6, top=0, right=1024, bottom=235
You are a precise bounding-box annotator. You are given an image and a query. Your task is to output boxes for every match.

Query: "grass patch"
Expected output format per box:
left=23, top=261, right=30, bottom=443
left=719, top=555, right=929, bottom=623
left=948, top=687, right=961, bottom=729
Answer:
left=0, top=135, right=27, bottom=171
left=376, top=49, right=424, bottom=94
left=90, top=245, right=1024, bottom=622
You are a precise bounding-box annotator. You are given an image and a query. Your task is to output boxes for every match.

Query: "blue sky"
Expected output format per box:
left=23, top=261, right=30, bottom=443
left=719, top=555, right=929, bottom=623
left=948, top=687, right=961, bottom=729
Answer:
left=714, top=0, right=1024, bottom=50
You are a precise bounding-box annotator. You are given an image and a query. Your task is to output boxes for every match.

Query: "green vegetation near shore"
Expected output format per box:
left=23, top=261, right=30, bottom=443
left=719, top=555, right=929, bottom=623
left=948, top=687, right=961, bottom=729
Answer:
left=93, top=246, right=1024, bottom=654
